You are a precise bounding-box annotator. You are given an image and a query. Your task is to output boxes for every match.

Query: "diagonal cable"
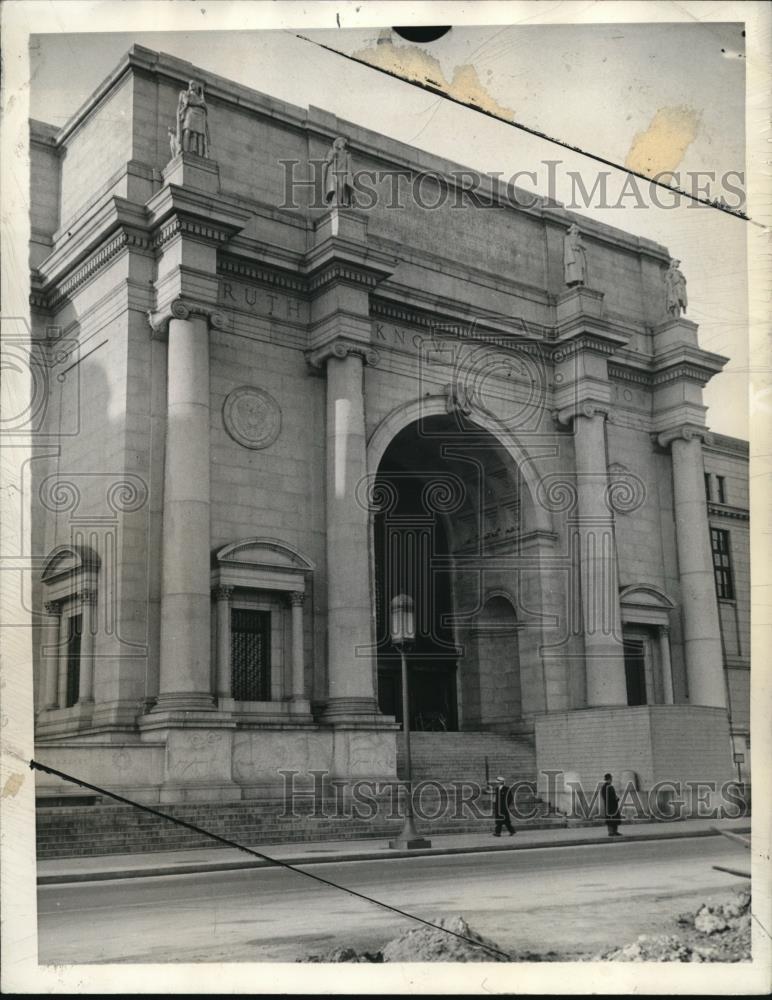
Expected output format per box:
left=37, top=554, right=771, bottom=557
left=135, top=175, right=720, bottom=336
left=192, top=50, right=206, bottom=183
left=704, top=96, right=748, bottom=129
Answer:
left=292, top=32, right=757, bottom=226
left=30, top=759, right=510, bottom=961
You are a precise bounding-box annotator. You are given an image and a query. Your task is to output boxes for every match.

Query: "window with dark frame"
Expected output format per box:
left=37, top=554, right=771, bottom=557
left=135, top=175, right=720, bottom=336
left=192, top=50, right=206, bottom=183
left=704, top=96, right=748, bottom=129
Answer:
left=704, top=472, right=712, bottom=502
left=710, top=528, right=735, bottom=600
left=65, top=613, right=82, bottom=707
left=716, top=475, right=726, bottom=504
left=231, top=608, right=271, bottom=701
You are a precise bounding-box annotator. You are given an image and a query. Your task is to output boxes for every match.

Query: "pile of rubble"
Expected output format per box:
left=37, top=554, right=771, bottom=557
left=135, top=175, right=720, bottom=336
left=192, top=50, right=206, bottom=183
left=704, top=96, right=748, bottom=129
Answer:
left=303, top=915, right=511, bottom=963
left=593, top=889, right=752, bottom=963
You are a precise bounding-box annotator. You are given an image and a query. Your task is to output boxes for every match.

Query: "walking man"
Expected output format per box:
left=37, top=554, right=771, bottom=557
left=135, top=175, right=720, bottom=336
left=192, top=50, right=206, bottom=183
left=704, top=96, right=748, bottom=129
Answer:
left=491, top=775, right=515, bottom=837
left=602, top=772, right=623, bottom=837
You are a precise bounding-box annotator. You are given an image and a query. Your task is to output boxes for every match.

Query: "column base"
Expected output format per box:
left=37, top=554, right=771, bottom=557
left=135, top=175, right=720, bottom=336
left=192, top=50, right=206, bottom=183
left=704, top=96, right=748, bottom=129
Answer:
left=151, top=691, right=217, bottom=712
left=319, top=697, right=383, bottom=724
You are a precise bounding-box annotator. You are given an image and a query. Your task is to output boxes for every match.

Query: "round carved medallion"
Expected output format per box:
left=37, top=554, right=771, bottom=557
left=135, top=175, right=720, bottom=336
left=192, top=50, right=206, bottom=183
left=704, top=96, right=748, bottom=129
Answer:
left=222, top=386, right=282, bottom=450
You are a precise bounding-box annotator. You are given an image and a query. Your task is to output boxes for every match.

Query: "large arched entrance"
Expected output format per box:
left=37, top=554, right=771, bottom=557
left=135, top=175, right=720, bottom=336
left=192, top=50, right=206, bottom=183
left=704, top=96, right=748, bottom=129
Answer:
left=372, top=412, right=529, bottom=732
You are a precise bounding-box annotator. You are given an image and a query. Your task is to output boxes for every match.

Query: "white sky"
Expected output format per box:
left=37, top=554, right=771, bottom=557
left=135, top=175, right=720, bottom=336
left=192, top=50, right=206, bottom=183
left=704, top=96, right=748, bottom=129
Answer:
left=27, top=20, right=754, bottom=436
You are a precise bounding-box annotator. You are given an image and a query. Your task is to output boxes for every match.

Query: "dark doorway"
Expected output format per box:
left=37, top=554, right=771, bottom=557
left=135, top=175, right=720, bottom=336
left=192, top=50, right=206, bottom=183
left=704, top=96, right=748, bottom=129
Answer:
left=374, top=420, right=460, bottom=730
left=623, top=638, right=647, bottom=706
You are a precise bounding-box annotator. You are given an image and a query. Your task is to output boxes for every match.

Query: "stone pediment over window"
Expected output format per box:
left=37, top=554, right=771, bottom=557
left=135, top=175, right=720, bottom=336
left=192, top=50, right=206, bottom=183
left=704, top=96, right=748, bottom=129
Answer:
left=212, top=537, right=315, bottom=592
left=620, top=584, right=675, bottom=626
left=41, top=544, right=100, bottom=603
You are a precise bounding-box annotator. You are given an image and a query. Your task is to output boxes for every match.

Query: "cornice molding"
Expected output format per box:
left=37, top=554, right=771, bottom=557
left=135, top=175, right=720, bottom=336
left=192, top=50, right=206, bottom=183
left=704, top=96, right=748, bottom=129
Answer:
left=708, top=503, right=749, bottom=522
left=608, top=363, right=653, bottom=386
left=153, top=215, right=238, bottom=251
left=31, top=227, right=152, bottom=313
left=652, top=363, right=723, bottom=387
left=218, top=255, right=307, bottom=296
left=551, top=335, right=620, bottom=362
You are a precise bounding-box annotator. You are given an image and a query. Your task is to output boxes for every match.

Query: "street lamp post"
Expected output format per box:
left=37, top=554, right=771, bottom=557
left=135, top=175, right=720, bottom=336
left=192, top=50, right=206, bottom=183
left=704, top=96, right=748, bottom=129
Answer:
left=388, top=594, right=431, bottom=850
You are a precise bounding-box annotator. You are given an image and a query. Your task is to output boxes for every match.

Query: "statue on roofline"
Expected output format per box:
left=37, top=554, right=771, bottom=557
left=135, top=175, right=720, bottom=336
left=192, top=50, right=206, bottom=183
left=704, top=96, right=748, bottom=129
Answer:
left=323, top=136, right=353, bottom=207
left=665, top=258, right=688, bottom=317
left=175, top=79, right=209, bottom=159
left=563, top=223, right=588, bottom=287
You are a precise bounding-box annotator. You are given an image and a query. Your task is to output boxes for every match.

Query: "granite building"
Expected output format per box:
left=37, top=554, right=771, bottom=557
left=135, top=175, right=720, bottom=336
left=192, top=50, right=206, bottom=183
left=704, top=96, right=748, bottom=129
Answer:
left=28, top=45, right=750, bottom=817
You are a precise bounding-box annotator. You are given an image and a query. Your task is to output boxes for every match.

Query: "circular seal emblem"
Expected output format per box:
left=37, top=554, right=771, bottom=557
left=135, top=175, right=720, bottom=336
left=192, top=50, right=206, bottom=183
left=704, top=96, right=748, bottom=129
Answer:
left=222, top=386, right=282, bottom=450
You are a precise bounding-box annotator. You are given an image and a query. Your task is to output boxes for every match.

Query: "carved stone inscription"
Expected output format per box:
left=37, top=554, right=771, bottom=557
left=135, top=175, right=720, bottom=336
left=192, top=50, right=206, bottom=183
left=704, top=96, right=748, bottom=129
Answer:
left=218, top=278, right=308, bottom=324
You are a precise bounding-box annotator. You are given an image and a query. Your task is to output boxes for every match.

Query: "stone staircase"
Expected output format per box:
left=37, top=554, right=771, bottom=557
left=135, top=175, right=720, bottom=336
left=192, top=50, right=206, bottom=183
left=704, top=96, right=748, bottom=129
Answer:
left=35, top=732, right=554, bottom=860
left=396, top=731, right=536, bottom=786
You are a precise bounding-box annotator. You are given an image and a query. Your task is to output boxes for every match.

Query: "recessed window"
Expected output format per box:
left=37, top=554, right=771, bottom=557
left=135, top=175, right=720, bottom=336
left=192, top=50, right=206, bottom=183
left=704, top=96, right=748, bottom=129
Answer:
left=710, top=528, right=735, bottom=600
left=704, top=472, right=712, bottom=502
left=231, top=608, right=271, bottom=701
left=716, top=475, right=726, bottom=504
left=65, top=613, right=82, bottom=708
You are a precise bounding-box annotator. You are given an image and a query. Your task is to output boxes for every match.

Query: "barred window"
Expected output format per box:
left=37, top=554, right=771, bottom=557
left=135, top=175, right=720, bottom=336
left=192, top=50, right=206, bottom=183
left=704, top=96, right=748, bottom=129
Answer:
left=65, top=614, right=82, bottom=708
left=231, top=608, right=271, bottom=701
left=710, top=528, right=735, bottom=600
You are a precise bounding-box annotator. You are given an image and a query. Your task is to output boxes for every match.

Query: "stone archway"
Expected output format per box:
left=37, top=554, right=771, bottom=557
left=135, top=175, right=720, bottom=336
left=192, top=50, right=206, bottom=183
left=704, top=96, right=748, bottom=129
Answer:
left=369, top=408, right=542, bottom=731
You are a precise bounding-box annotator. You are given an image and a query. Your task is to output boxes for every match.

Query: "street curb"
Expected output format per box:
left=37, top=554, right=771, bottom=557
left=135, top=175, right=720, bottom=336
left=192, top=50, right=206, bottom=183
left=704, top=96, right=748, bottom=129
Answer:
left=37, top=824, right=751, bottom=886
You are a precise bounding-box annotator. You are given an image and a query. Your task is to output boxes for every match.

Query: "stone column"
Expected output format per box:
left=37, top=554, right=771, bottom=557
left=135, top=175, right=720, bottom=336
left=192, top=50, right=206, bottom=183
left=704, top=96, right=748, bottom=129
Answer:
left=56, top=609, right=69, bottom=709
left=289, top=592, right=306, bottom=701
left=77, top=589, right=96, bottom=703
left=569, top=406, right=627, bottom=706
left=661, top=430, right=726, bottom=707
left=320, top=342, right=380, bottom=721
left=658, top=625, right=674, bottom=705
left=155, top=301, right=218, bottom=712
left=43, top=602, right=61, bottom=710
left=214, top=585, right=233, bottom=702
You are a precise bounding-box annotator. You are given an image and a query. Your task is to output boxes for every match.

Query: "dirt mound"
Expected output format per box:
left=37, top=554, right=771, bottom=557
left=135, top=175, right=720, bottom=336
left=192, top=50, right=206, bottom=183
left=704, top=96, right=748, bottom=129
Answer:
left=381, top=916, right=508, bottom=963
left=302, top=915, right=510, bottom=963
left=594, top=889, right=751, bottom=963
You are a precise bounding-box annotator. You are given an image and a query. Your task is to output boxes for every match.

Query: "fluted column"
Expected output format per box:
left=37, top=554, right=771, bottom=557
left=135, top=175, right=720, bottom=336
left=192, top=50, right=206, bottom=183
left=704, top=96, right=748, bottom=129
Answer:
left=77, top=589, right=96, bottom=703
left=563, top=405, right=627, bottom=706
left=43, top=602, right=61, bottom=709
left=315, top=341, right=380, bottom=721
left=155, top=300, right=220, bottom=712
left=658, top=625, right=674, bottom=704
left=214, top=585, right=233, bottom=702
left=660, top=429, right=726, bottom=707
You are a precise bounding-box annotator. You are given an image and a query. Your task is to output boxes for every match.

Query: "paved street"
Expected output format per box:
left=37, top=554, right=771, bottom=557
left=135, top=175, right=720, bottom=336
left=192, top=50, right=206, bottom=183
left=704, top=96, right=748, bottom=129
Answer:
left=37, top=837, right=747, bottom=963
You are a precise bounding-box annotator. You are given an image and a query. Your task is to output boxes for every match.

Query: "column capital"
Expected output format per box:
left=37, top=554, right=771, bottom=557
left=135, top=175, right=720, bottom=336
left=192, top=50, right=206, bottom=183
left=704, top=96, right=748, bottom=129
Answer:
left=305, top=338, right=379, bottom=371
left=77, top=589, right=98, bottom=605
left=659, top=624, right=671, bottom=637
left=147, top=298, right=226, bottom=340
left=653, top=425, right=711, bottom=450
left=552, top=401, right=610, bottom=427
left=44, top=600, right=61, bottom=616
left=213, top=585, right=234, bottom=602
left=288, top=591, right=305, bottom=607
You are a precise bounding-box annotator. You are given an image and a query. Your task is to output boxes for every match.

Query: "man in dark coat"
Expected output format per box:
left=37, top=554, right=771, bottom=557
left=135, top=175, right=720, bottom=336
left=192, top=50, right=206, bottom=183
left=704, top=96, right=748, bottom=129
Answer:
left=491, top=775, right=515, bottom=837
left=602, top=773, right=622, bottom=836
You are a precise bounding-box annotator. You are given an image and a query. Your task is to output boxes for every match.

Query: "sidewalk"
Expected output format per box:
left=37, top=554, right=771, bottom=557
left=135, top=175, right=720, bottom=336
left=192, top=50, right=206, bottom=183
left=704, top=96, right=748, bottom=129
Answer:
left=37, top=816, right=751, bottom=885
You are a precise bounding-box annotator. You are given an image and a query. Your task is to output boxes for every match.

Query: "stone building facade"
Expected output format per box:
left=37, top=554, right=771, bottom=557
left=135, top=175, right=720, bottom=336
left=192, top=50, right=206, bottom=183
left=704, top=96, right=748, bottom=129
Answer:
left=29, top=46, right=749, bottom=809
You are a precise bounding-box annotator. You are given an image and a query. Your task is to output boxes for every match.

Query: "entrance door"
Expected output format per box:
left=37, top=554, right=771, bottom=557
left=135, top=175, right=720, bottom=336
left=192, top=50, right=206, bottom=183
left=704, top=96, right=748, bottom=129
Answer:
left=623, top=638, right=647, bottom=706
left=377, top=660, right=458, bottom=730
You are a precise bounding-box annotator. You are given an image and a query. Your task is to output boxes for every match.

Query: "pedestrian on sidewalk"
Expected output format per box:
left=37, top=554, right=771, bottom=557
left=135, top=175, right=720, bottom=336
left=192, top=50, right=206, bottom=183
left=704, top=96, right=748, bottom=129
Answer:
left=602, top=773, right=623, bottom=837
left=491, top=775, right=515, bottom=837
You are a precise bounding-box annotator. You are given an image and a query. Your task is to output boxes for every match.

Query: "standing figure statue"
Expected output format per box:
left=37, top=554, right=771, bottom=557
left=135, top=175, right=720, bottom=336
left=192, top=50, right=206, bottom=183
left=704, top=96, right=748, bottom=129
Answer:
left=176, top=79, right=209, bottom=158
left=323, top=136, right=353, bottom=207
left=563, top=223, right=587, bottom=287
left=665, top=258, right=688, bottom=317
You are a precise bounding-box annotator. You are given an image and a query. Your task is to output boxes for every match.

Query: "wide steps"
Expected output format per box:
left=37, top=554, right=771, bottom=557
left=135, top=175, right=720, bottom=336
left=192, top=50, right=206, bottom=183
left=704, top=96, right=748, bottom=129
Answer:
left=396, top=731, right=536, bottom=784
